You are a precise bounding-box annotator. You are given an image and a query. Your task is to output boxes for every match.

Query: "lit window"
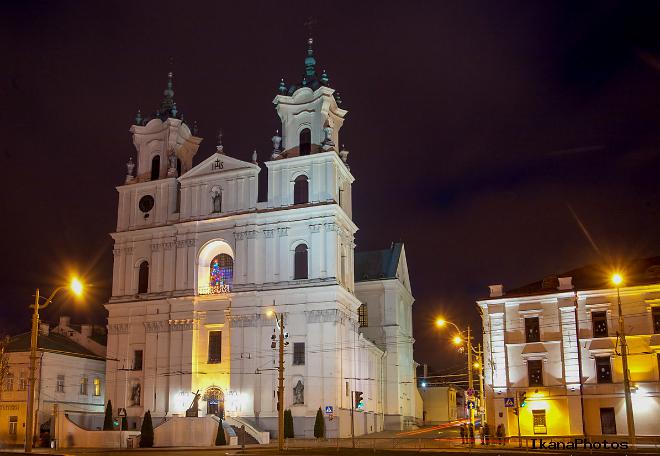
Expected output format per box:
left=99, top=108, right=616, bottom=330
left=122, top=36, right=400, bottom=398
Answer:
left=8, top=416, right=17, bottom=436
left=528, top=360, right=543, bottom=386
left=208, top=331, right=222, bottom=364
left=294, top=244, right=309, bottom=280
left=532, top=410, right=547, bottom=434
left=293, top=343, right=305, bottom=365
left=358, top=304, right=368, bottom=328
left=80, top=375, right=88, bottom=395
left=94, top=377, right=101, bottom=396
left=293, top=175, right=309, bottom=205
left=525, top=317, right=540, bottom=343
left=56, top=375, right=64, bottom=393
left=596, top=356, right=612, bottom=383
left=592, top=311, right=608, bottom=338
left=210, top=254, right=233, bottom=291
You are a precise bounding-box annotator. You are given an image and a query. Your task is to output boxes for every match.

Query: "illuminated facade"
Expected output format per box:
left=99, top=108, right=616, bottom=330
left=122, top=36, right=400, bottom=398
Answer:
left=104, top=39, right=418, bottom=437
left=478, top=259, right=660, bottom=437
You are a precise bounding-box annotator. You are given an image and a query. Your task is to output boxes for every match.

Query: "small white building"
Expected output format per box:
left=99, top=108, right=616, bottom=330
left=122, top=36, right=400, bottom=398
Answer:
left=478, top=258, right=660, bottom=438
left=0, top=317, right=106, bottom=446
left=105, top=38, right=419, bottom=438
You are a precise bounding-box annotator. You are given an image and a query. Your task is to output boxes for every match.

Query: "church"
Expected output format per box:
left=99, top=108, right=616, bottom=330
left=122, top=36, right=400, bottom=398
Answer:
left=105, top=38, right=419, bottom=438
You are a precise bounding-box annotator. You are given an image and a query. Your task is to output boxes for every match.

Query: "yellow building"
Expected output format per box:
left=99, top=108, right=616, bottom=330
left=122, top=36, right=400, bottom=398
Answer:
left=478, top=257, right=660, bottom=438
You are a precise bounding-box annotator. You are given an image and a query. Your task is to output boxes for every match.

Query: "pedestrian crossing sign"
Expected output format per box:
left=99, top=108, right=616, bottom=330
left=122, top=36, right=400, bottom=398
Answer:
left=325, top=406, right=333, bottom=414
left=504, top=397, right=515, bottom=407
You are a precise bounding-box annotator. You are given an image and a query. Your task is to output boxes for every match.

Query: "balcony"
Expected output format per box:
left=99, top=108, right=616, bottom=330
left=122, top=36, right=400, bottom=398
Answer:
left=198, top=284, right=231, bottom=295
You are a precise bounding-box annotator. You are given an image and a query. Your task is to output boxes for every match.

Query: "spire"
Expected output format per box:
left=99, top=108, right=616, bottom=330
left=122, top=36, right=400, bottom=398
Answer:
left=278, top=78, right=287, bottom=95
left=135, top=109, right=143, bottom=126
left=320, top=69, right=329, bottom=86
left=160, top=72, right=175, bottom=112
left=216, top=130, right=224, bottom=155
left=304, top=37, right=316, bottom=77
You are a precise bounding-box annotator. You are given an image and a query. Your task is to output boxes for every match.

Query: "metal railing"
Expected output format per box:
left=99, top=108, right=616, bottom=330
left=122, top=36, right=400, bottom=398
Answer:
left=197, top=285, right=231, bottom=295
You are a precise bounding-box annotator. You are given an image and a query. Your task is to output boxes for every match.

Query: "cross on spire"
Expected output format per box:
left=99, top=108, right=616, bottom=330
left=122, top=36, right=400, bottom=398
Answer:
left=304, top=16, right=317, bottom=39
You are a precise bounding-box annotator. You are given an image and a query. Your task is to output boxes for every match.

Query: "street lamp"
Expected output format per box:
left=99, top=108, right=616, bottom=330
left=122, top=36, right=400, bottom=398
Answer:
left=266, top=310, right=286, bottom=452
left=25, top=277, right=84, bottom=453
left=435, top=317, right=484, bottom=427
left=611, top=273, right=635, bottom=445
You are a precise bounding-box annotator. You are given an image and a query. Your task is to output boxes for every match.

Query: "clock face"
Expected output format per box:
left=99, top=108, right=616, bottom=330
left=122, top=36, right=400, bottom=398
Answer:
left=138, top=195, right=154, bottom=213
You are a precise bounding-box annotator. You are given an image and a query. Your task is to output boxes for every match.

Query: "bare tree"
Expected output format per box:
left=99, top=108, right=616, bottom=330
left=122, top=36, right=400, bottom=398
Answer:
left=0, top=336, right=10, bottom=400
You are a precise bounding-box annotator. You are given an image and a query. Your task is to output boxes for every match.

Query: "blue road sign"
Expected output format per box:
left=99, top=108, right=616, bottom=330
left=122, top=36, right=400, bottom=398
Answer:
left=467, top=400, right=476, bottom=410
left=324, top=406, right=333, bottom=414
left=504, top=397, right=515, bottom=407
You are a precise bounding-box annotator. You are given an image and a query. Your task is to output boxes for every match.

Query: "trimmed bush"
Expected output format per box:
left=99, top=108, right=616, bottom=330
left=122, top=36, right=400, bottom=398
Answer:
left=313, top=407, right=325, bottom=438
left=284, top=409, right=294, bottom=438
left=215, top=419, right=227, bottom=446
left=139, top=410, right=154, bottom=448
left=103, top=400, right=114, bottom=430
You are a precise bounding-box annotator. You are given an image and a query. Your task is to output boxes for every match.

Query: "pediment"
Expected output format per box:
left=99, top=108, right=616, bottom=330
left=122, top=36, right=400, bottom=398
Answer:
left=179, top=152, right=259, bottom=181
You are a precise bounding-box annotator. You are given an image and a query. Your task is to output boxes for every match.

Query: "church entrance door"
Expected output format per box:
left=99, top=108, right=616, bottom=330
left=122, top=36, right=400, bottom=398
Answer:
left=204, top=387, right=225, bottom=418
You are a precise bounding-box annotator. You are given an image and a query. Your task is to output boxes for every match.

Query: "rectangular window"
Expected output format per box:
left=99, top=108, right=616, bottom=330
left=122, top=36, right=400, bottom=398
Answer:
left=525, top=317, right=540, bottom=343
left=653, top=307, right=660, bottom=334
left=56, top=375, right=64, bottom=393
left=596, top=356, right=612, bottom=383
left=600, top=407, right=617, bottom=434
left=592, top=311, right=608, bottom=338
left=80, top=375, right=88, bottom=395
left=528, top=360, right=543, bottom=387
left=94, top=377, right=101, bottom=396
left=8, top=416, right=17, bottom=436
left=358, top=304, right=368, bottom=328
left=4, top=373, right=13, bottom=392
left=18, top=372, right=27, bottom=391
left=532, top=410, right=547, bottom=435
left=133, top=350, right=143, bottom=371
left=208, top=331, right=222, bottom=364
left=293, top=342, right=305, bottom=365
left=346, top=381, right=349, bottom=397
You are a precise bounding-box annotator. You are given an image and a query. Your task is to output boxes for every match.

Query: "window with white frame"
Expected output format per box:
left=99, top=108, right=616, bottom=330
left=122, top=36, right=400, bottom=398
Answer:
left=56, top=375, right=64, bottom=392
left=94, top=377, right=101, bottom=396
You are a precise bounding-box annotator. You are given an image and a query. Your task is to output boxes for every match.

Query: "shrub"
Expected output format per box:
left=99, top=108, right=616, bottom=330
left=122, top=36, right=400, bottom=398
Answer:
left=215, top=419, right=227, bottom=446
left=139, top=410, right=154, bottom=448
left=284, top=409, right=294, bottom=438
left=103, top=400, right=114, bottom=430
left=313, top=407, right=325, bottom=438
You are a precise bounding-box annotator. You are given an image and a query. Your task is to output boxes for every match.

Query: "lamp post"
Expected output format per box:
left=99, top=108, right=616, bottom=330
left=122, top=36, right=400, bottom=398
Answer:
left=25, top=278, right=83, bottom=453
left=612, top=273, right=635, bottom=446
left=435, top=319, right=482, bottom=427
left=267, top=310, right=287, bottom=452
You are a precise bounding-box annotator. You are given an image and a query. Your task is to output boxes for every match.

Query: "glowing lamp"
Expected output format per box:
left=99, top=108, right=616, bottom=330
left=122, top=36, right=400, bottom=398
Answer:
left=70, top=277, right=84, bottom=296
left=473, top=362, right=480, bottom=369
left=435, top=318, right=446, bottom=327
left=452, top=335, right=463, bottom=345
left=611, top=273, right=623, bottom=286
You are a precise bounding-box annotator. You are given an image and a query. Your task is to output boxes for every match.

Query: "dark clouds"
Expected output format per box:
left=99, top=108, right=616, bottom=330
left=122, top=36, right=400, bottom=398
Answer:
left=2, top=1, right=660, bottom=368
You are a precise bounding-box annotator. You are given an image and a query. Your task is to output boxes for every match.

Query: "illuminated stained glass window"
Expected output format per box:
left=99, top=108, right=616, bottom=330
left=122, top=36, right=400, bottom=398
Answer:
left=210, top=254, right=233, bottom=291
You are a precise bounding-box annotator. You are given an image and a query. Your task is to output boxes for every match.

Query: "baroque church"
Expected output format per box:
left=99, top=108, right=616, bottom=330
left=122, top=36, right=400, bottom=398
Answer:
left=105, top=38, right=419, bottom=437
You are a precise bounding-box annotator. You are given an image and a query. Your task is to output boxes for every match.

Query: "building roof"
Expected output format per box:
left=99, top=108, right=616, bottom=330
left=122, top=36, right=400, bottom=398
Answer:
left=6, top=331, right=104, bottom=360
left=354, top=243, right=403, bottom=282
left=498, top=256, right=660, bottom=299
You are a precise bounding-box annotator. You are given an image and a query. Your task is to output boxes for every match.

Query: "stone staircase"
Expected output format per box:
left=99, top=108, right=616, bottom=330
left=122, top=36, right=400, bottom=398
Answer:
left=230, top=425, right=259, bottom=445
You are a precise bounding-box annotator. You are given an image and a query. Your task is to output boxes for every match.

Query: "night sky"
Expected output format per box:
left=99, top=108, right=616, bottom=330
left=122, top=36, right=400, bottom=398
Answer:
left=2, top=1, right=660, bottom=369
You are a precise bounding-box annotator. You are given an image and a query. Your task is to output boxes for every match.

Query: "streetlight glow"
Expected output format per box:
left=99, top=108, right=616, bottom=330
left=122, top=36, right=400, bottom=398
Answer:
left=611, top=273, right=623, bottom=286
left=435, top=318, right=446, bottom=327
left=70, top=277, right=84, bottom=296
left=266, top=309, right=275, bottom=317
left=473, top=361, right=481, bottom=369
left=452, top=335, right=463, bottom=345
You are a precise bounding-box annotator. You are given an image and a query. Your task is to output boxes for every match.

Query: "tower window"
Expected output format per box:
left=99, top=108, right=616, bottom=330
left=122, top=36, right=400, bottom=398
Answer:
left=133, top=350, right=143, bottom=371
left=210, top=254, right=233, bottom=291
left=151, top=155, right=160, bottom=180
left=293, top=175, right=309, bottom=205
left=652, top=306, right=660, bottom=334
left=176, top=157, right=182, bottom=177
left=592, top=311, right=608, bottom=338
left=293, top=342, right=305, bottom=365
left=299, top=128, right=311, bottom=156
left=294, top=244, right=308, bottom=280
left=138, top=261, right=149, bottom=294
left=527, top=359, right=543, bottom=386
left=208, top=331, right=222, bottom=364
left=596, top=356, right=612, bottom=383
left=358, top=304, right=368, bottom=327
left=525, top=317, right=540, bottom=342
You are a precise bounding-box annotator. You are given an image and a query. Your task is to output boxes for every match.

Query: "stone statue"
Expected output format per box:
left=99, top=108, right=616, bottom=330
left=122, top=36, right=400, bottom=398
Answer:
left=125, top=157, right=135, bottom=183
left=293, top=380, right=304, bottom=405
left=167, top=152, right=177, bottom=177
left=271, top=130, right=282, bottom=159
left=186, top=390, right=201, bottom=417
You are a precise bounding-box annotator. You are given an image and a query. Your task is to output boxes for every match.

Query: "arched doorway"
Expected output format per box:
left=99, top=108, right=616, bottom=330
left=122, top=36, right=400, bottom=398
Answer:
left=204, top=387, right=225, bottom=418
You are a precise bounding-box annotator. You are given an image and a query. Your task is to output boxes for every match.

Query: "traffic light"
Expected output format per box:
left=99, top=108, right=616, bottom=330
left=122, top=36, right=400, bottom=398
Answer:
left=271, top=330, right=277, bottom=349
left=354, top=391, right=364, bottom=409
left=519, top=392, right=527, bottom=408
left=284, top=331, right=289, bottom=347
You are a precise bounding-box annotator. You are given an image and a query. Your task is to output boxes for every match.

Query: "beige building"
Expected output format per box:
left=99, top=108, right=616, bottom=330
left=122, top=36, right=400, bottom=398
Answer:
left=419, top=385, right=462, bottom=424
left=478, top=257, right=660, bottom=437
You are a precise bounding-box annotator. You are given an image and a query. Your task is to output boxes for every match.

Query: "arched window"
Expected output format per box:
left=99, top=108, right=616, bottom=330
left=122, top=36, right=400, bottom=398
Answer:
left=138, top=261, right=149, bottom=294
left=210, top=254, right=233, bottom=290
left=212, top=193, right=222, bottom=213
left=299, top=128, right=311, bottom=156
left=151, top=155, right=160, bottom=180
left=293, top=175, right=309, bottom=205
left=294, top=244, right=308, bottom=280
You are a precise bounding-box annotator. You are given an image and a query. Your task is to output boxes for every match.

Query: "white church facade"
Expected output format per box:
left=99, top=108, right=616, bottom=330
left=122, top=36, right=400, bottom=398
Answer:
left=105, top=39, right=419, bottom=437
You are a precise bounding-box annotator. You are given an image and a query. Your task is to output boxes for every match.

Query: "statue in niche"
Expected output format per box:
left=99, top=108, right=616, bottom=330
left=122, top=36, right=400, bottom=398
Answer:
left=293, top=379, right=304, bottom=405
left=130, top=381, right=141, bottom=406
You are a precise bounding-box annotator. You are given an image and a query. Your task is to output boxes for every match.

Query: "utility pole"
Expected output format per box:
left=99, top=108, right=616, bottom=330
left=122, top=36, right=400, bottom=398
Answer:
left=350, top=392, right=355, bottom=448
left=477, top=343, right=486, bottom=425
left=277, top=314, right=285, bottom=452
left=466, top=326, right=474, bottom=427
left=25, top=289, right=40, bottom=453
left=615, top=284, right=636, bottom=446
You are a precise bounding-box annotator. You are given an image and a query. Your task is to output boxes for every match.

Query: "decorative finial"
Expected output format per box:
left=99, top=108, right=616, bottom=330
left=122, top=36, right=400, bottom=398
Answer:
left=339, top=144, right=349, bottom=165
left=164, top=72, right=174, bottom=99
left=301, top=77, right=308, bottom=87
left=321, top=69, right=329, bottom=85
left=171, top=102, right=178, bottom=117
left=271, top=129, right=282, bottom=159
left=252, top=149, right=258, bottom=164
left=334, top=91, right=342, bottom=105
left=135, top=109, right=143, bottom=126
left=216, top=130, right=224, bottom=154
left=193, top=120, right=199, bottom=136
left=278, top=78, right=287, bottom=95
